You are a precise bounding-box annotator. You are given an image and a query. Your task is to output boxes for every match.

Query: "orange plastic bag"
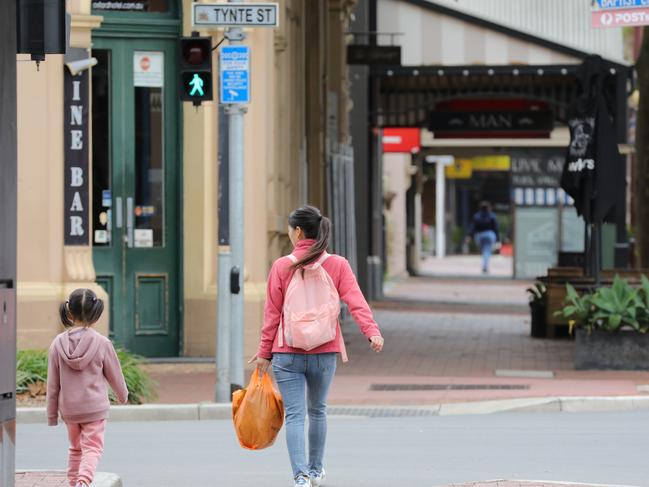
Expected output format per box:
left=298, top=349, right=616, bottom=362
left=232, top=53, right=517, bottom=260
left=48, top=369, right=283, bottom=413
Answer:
left=232, top=371, right=284, bottom=450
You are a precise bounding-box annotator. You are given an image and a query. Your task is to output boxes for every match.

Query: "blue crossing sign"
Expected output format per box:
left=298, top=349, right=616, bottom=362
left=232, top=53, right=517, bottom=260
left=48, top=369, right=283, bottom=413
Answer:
left=220, top=45, right=250, bottom=104
left=596, top=0, right=649, bottom=8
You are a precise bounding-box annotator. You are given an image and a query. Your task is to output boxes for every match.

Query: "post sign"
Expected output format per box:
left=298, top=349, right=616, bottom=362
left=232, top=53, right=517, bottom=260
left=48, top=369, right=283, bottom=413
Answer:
left=220, top=45, right=250, bottom=104
left=64, top=65, right=90, bottom=245
left=193, top=2, right=279, bottom=27
left=592, top=6, right=649, bottom=26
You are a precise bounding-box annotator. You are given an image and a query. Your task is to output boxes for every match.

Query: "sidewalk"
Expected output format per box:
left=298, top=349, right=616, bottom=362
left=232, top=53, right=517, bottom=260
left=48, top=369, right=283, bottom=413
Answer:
left=417, top=254, right=514, bottom=278
left=141, top=304, right=649, bottom=406
left=434, top=482, right=640, bottom=487
left=15, top=471, right=121, bottom=487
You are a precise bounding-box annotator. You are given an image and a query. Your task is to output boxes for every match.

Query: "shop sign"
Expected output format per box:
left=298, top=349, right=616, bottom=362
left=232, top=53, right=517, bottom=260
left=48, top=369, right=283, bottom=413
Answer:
left=592, top=7, right=649, bottom=27
left=511, top=151, right=565, bottom=188
left=427, top=110, right=553, bottom=135
left=347, top=45, right=401, bottom=65
left=92, top=0, right=167, bottom=12
left=382, top=128, right=420, bottom=153
left=64, top=66, right=89, bottom=245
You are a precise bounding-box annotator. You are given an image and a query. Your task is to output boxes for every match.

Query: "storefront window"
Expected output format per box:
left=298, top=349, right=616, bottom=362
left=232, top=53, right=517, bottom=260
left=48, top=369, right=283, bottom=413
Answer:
left=133, top=51, right=165, bottom=248
left=92, top=49, right=112, bottom=247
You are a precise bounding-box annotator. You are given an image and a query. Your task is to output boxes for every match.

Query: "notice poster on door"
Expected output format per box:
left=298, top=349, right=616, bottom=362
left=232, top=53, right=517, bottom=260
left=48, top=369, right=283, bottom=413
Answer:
left=134, top=229, right=154, bottom=248
left=134, top=51, right=164, bottom=88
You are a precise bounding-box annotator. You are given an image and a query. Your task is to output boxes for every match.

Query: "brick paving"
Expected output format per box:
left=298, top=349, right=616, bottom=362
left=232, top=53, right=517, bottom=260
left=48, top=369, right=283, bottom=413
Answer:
left=15, top=471, right=68, bottom=487
left=143, top=307, right=649, bottom=406
left=384, top=276, right=531, bottom=308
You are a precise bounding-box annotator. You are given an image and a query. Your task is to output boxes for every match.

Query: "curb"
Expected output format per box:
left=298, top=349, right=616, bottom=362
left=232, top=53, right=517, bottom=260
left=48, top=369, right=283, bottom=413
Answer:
left=17, top=396, right=649, bottom=424
left=16, top=471, right=121, bottom=487
left=432, top=480, right=642, bottom=487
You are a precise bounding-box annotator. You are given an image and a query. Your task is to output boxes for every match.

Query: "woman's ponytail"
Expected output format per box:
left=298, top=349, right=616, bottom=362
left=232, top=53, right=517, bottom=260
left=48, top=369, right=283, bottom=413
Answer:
left=288, top=206, right=331, bottom=271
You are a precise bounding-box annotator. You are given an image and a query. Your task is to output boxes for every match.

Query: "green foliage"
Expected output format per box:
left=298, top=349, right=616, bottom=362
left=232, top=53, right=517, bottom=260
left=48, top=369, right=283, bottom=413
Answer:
left=557, top=275, right=649, bottom=333
left=16, top=349, right=48, bottom=393
left=526, top=282, right=547, bottom=304
left=16, top=347, right=157, bottom=404
left=111, top=349, right=157, bottom=405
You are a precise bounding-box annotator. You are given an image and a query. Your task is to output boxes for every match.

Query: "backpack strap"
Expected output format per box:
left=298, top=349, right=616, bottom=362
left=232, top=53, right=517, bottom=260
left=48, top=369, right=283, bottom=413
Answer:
left=312, top=252, right=330, bottom=269
left=278, top=254, right=298, bottom=348
left=338, top=321, right=348, bottom=363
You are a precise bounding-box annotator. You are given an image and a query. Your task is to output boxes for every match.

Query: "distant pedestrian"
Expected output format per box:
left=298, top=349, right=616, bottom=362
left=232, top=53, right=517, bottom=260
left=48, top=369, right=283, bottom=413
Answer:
left=466, top=201, right=500, bottom=274
left=47, top=288, right=128, bottom=487
left=250, top=205, right=384, bottom=487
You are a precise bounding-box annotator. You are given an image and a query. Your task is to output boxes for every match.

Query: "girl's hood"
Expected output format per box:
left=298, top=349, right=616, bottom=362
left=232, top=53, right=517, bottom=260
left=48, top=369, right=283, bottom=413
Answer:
left=54, top=328, right=102, bottom=370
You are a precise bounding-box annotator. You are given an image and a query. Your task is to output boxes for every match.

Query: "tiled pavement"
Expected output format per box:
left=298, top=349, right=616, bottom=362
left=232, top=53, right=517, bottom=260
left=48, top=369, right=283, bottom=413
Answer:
left=143, top=306, right=649, bottom=405
left=417, top=254, right=514, bottom=278
left=15, top=472, right=67, bottom=487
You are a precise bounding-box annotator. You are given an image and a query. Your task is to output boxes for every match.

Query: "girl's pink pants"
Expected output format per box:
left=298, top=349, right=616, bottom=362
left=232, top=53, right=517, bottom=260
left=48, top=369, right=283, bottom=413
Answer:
left=65, top=420, right=106, bottom=487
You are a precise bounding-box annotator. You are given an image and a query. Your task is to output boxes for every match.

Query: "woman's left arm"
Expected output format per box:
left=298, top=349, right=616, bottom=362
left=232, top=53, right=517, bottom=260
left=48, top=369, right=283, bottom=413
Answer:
left=336, top=257, right=382, bottom=342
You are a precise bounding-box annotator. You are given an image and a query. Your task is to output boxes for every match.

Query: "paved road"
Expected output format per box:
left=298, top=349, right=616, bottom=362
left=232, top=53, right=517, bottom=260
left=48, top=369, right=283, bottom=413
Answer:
left=17, top=411, right=649, bottom=487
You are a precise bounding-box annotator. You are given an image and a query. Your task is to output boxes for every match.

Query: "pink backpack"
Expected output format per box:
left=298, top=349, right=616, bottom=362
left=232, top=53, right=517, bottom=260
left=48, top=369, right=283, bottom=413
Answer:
left=278, top=252, right=348, bottom=362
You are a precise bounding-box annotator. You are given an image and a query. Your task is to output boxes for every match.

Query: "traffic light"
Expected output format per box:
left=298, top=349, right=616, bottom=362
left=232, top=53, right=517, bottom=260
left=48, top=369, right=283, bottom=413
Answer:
left=179, top=35, right=213, bottom=104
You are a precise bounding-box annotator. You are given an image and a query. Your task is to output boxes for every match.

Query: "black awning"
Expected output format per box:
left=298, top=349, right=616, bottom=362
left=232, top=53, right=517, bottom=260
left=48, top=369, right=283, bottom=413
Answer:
left=369, top=64, right=620, bottom=128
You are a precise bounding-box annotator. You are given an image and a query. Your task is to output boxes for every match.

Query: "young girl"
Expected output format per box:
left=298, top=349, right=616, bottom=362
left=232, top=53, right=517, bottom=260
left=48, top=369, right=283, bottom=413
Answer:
left=47, top=288, right=128, bottom=487
left=250, top=205, right=385, bottom=487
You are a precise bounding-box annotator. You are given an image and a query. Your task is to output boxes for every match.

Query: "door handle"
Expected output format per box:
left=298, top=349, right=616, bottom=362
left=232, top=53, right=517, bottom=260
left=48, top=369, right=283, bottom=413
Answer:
left=126, top=197, right=134, bottom=248
left=115, top=197, right=123, bottom=228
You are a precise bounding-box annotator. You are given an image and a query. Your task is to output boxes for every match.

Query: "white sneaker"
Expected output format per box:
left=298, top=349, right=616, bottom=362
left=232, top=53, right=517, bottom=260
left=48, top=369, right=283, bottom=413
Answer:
left=294, top=474, right=311, bottom=487
left=310, top=469, right=326, bottom=487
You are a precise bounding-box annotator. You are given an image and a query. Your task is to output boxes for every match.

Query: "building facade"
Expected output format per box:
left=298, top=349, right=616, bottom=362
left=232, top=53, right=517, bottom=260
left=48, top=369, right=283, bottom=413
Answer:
left=16, top=0, right=357, bottom=358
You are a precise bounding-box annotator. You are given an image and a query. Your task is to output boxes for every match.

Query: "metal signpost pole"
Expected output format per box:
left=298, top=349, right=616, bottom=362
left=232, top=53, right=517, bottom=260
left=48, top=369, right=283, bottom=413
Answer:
left=227, top=0, right=246, bottom=391
left=215, top=105, right=232, bottom=403
left=192, top=0, right=277, bottom=398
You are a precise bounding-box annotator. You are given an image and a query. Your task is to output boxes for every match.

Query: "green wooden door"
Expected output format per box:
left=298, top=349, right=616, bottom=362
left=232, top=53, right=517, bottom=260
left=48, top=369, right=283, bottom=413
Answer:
left=92, top=37, right=180, bottom=357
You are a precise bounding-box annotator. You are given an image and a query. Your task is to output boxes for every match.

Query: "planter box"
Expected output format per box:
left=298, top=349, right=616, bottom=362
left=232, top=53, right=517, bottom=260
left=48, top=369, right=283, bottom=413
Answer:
left=529, top=302, right=546, bottom=338
left=575, top=328, right=649, bottom=370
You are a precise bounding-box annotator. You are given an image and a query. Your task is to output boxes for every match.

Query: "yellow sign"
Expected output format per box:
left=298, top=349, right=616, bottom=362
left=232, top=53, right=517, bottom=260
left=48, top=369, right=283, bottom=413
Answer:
left=472, top=155, right=511, bottom=171
left=446, top=159, right=472, bottom=179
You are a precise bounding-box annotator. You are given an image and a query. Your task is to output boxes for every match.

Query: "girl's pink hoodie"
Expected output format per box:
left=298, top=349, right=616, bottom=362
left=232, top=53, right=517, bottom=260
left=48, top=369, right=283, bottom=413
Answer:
left=46, top=328, right=128, bottom=426
left=257, top=239, right=382, bottom=360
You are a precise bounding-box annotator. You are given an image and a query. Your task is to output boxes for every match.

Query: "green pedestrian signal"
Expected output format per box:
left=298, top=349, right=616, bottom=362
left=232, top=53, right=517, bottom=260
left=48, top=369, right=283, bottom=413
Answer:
left=179, top=35, right=213, bottom=105
left=189, top=73, right=205, bottom=96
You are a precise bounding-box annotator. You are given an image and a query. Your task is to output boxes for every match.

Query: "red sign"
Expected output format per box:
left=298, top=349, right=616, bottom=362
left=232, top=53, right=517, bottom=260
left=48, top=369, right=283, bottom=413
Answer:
left=382, top=128, right=420, bottom=153
left=592, top=7, right=649, bottom=27
left=140, top=56, right=151, bottom=71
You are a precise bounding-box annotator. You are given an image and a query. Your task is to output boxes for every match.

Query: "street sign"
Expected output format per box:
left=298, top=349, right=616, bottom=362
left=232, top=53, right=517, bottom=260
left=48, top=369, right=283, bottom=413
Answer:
left=220, top=45, right=250, bottom=104
left=596, top=0, right=649, bottom=9
left=347, top=45, right=401, bottom=65
left=592, top=7, right=649, bottom=27
left=193, top=2, right=279, bottom=28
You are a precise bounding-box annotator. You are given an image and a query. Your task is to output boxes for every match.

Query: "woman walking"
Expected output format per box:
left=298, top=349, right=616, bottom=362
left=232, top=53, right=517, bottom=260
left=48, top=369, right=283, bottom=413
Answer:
left=250, top=205, right=384, bottom=487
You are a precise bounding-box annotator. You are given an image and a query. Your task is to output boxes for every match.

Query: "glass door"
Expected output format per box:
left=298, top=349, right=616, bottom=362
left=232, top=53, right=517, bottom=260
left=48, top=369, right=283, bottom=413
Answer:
left=92, top=37, right=180, bottom=357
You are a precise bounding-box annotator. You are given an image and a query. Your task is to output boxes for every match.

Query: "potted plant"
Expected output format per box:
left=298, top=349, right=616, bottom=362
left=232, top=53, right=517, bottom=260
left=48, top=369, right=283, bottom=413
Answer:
left=557, top=276, right=649, bottom=370
left=527, top=282, right=547, bottom=338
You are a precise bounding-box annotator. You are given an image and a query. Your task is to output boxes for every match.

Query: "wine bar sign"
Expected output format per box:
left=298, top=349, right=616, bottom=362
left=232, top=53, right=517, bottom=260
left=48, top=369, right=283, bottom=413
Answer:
left=64, top=65, right=90, bottom=245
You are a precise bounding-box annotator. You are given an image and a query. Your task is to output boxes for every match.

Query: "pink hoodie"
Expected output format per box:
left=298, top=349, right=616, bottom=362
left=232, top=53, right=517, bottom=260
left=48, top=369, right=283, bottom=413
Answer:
left=256, top=239, right=382, bottom=360
left=47, top=328, right=128, bottom=426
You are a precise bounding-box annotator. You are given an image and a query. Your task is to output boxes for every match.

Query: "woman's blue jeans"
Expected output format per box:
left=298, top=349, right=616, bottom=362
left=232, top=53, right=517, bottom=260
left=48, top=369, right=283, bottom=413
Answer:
left=475, top=230, right=497, bottom=271
left=272, top=352, right=337, bottom=479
